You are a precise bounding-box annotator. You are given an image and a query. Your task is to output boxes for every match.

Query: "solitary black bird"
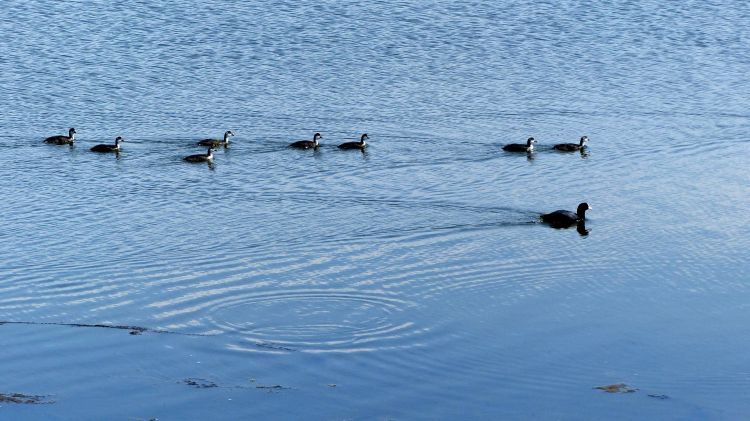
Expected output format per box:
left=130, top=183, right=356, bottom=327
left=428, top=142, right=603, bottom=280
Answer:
left=541, top=202, right=592, bottom=228
left=338, top=133, right=369, bottom=150
left=44, top=128, right=76, bottom=145
left=184, top=147, right=215, bottom=162
left=198, top=130, right=234, bottom=147
left=503, top=137, right=537, bottom=152
left=290, top=133, right=322, bottom=149
left=91, top=136, right=124, bottom=153
left=553, top=136, right=589, bottom=151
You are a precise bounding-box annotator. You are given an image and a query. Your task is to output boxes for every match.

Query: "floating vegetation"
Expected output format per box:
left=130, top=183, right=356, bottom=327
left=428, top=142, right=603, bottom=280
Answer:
left=255, top=384, right=291, bottom=392
left=255, top=342, right=296, bottom=352
left=0, top=392, right=53, bottom=404
left=182, top=378, right=218, bottom=389
left=0, top=320, right=211, bottom=336
left=183, top=378, right=292, bottom=392
left=249, top=378, right=291, bottom=392
left=594, top=383, right=638, bottom=393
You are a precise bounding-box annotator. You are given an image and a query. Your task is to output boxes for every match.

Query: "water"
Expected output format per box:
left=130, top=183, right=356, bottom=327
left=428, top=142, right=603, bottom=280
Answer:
left=1, top=1, right=749, bottom=418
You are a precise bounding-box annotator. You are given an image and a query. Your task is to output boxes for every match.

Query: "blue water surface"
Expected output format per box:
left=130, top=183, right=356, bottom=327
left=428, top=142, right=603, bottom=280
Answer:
left=1, top=1, right=749, bottom=419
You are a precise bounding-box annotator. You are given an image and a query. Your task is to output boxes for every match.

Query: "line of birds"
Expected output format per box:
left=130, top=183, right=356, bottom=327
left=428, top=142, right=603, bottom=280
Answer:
left=502, top=136, right=589, bottom=152
left=43, top=129, right=367, bottom=153
left=43, top=128, right=591, bottom=232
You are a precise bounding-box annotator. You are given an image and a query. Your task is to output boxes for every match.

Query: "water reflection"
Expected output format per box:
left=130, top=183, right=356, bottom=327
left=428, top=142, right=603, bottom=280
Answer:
left=577, top=221, right=589, bottom=236
left=541, top=219, right=589, bottom=236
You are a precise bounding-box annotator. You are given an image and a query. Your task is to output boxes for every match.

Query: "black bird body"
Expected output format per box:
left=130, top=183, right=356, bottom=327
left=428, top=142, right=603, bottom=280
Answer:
left=198, top=130, right=234, bottom=147
left=91, top=136, right=123, bottom=153
left=541, top=202, right=591, bottom=228
left=290, top=133, right=322, bottom=149
left=338, top=134, right=369, bottom=150
left=44, top=128, right=76, bottom=145
left=553, top=136, right=589, bottom=151
left=503, top=137, right=536, bottom=152
left=184, top=147, right=214, bottom=162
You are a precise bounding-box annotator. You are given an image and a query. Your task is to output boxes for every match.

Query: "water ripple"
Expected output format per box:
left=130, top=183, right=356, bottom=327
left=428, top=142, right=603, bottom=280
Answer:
left=204, top=289, right=424, bottom=353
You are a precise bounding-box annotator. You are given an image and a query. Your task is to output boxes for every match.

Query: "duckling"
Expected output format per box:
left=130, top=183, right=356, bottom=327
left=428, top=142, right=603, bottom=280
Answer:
left=503, top=137, right=536, bottom=152
left=91, top=136, right=124, bottom=153
left=198, top=130, right=234, bottom=147
left=290, top=133, right=321, bottom=149
left=553, top=136, right=589, bottom=151
left=184, top=147, right=215, bottom=162
left=44, top=128, right=76, bottom=145
left=338, top=134, right=369, bottom=150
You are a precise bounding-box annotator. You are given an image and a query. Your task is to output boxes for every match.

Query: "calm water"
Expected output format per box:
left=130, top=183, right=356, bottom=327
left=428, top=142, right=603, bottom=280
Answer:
left=1, top=1, right=749, bottom=419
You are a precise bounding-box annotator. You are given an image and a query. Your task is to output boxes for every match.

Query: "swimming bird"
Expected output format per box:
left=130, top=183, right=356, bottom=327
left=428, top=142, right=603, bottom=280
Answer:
left=541, top=202, right=592, bottom=228
left=290, top=133, right=321, bottom=149
left=184, top=147, right=214, bottom=162
left=44, top=128, right=76, bottom=145
left=198, top=130, right=234, bottom=147
left=503, top=137, right=536, bottom=152
left=553, top=136, right=589, bottom=151
left=338, top=133, right=369, bottom=150
left=91, top=136, right=124, bottom=153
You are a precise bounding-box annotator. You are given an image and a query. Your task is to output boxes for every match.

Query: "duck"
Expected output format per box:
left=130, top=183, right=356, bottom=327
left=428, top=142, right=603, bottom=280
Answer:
left=290, top=133, right=321, bottom=149
left=198, top=130, right=234, bottom=147
left=338, top=133, right=369, bottom=150
left=91, top=136, right=124, bottom=153
left=44, top=128, right=76, bottom=145
left=553, top=136, right=589, bottom=151
left=503, top=137, right=536, bottom=152
left=541, top=202, right=592, bottom=228
left=184, top=147, right=214, bottom=162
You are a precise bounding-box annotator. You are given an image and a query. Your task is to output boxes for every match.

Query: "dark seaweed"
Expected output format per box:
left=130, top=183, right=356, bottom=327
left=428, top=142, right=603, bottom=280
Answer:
left=0, top=320, right=211, bottom=336
left=0, top=392, right=53, bottom=404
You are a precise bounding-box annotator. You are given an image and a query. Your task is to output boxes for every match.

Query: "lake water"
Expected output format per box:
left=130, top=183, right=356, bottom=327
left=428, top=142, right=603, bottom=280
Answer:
left=1, top=1, right=749, bottom=419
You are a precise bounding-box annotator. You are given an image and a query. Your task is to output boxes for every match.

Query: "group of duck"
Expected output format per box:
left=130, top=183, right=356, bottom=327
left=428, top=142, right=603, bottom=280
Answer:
left=43, top=128, right=591, bottom=231
left=502, top=136, right=589, bottom=153
left=43, top=129, right=368, bottom=162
